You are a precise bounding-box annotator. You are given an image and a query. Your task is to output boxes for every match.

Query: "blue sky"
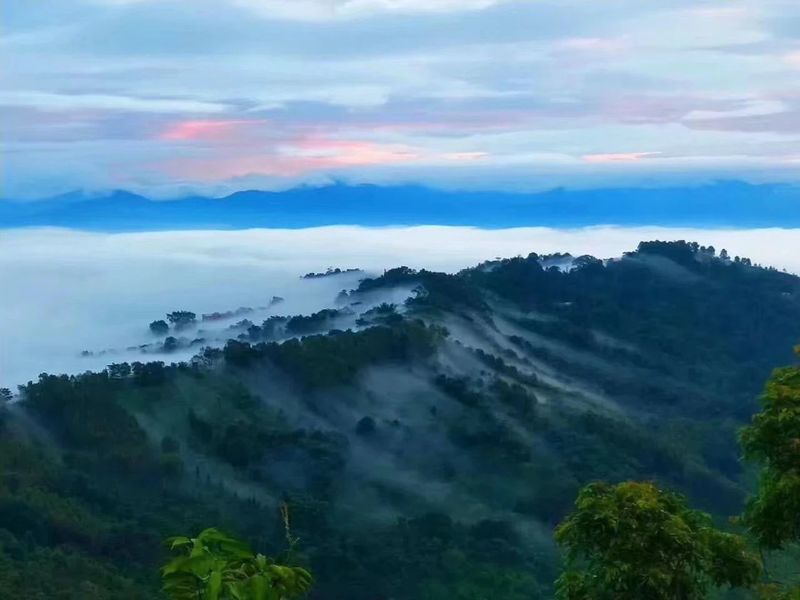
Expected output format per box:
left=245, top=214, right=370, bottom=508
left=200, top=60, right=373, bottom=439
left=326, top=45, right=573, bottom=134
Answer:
left=3, top=0, right=800, bottom=198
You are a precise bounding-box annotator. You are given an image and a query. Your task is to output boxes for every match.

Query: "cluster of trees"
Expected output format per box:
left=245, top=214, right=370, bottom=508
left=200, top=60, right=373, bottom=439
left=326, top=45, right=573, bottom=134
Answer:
left=635, top=240, right=753, bottom=267
left=355, top=266, right=487, bottom=313
left=202, top=307, right=255, bottom=323
left=165, top=346, right=800, bottom=600
left=301, top=267, right=362, bottom=279
left=553, top=346, right=800, bottom=599
left=355, top=302, right=403, bottom=327
left=0, top=323, right=550, bottom=598
left=150, top=311, right=198, bottom=335
left=350, top=242, right=799, bottom=425
left=223, top=319, right=446, bottom=388
left=462, top=242, right=799, bottom=420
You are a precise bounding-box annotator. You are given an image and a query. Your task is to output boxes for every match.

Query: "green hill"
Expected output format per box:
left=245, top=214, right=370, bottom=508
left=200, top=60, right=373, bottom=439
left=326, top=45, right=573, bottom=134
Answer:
left=2, top=241, right=799, bottom=599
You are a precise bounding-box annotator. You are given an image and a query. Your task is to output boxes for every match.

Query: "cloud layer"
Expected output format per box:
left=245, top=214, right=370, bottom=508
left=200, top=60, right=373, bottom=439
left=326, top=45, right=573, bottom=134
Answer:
left=3, top=0, right=800, bottom=197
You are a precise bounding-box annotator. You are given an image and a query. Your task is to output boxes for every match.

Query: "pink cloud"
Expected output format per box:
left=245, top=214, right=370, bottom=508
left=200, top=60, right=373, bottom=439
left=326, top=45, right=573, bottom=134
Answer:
left=289, top=136, right=419, bottom=166
left=582, top=152, right=660, bottom=164
left=159, top=135, right=421, bottom=181
left=785, top=51, right=800, bottom=68
left=158, top=119, right=266, bottom=141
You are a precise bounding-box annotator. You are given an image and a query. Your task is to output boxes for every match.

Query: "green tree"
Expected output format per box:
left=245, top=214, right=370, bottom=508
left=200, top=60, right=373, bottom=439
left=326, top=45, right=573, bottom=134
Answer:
left=739, top=347, right=800, bottom=598
left=740, top=347, right=800, bottom=550
left=167, top=311, right=197, bottom=331
left=106, top=362, right=132, bottom=379
left=161, top=528, right=312, bottom=600
left=554, top=481, right=760, bottom=600
left=150, top=319, right=170, bottom=335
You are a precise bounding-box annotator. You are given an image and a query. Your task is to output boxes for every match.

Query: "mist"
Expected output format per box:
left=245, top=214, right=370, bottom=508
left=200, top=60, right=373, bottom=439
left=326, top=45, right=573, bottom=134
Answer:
left=1, top=225, right=799, bottom=389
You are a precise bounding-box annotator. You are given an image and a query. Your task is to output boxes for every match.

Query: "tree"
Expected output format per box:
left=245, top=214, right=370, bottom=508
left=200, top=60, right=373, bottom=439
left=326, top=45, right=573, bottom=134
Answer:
left=161, top=528, right=312, bottom=600
left=739, top=347, right=800, bottom=598
left=0, top=388, right=12, bottom=404
left=150, top=319, right=170, bottom=335
left=0, top=388, right=11, bottom=429
left=107, top=362, right=132, bottom=379
left=740, top=347, right=800, bottom=550
left=132, top=361, right=167, bottom=386
left=554, top=481, right=760, bottom=600
left=163, top=336, right=180, bottom=352
left=167, top=311, right=197, bottom=331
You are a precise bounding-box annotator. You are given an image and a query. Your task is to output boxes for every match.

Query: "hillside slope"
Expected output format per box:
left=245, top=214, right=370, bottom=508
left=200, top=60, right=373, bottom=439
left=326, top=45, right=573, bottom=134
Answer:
left=1, top=241, right=799, bottom=599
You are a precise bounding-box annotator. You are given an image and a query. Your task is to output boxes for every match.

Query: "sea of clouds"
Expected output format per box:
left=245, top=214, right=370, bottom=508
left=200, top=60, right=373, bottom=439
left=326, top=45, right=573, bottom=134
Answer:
left=1, top=225, right=798, bottom=389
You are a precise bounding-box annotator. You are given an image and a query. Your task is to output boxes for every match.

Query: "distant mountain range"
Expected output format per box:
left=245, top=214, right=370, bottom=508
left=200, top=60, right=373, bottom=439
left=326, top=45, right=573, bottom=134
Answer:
left=1, top=181, right=799, bottom=230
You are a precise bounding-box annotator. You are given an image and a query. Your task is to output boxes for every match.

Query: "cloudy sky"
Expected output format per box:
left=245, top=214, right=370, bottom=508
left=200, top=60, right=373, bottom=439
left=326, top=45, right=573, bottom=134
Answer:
left=3, top=0, right=800, bottom=198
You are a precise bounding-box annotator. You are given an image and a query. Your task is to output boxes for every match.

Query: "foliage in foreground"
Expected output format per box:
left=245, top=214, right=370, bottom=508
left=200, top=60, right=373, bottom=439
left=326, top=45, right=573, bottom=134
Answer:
left=740, top=347, right=800, bottom=598
left=162, top=528, right=311, bottom=600
left=741, top=347, right=800, bottom=550
left=554, top=481, right=760, bottom=600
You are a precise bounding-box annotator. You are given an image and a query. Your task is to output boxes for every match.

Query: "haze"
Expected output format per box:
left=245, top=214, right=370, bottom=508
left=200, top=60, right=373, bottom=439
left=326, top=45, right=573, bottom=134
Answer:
left=2, top=225, right=798, bottom=389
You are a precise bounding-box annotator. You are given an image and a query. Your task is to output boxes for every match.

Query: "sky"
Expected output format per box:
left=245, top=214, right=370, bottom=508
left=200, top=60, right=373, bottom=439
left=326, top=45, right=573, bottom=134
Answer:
left=3, top=0, right=800, bottom=198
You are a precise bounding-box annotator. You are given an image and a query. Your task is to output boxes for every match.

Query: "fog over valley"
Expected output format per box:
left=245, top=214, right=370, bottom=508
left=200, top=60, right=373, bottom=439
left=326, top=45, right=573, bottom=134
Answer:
left=2, top=225, right=798, bottom=389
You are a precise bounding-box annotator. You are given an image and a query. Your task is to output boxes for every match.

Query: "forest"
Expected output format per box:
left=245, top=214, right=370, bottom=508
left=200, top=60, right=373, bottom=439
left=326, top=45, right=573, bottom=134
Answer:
left=1, top=241, right=800, bottom=599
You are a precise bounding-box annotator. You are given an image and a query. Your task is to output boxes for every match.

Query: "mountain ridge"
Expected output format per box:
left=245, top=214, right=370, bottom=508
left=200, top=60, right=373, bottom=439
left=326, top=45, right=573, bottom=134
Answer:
left=2, top=181, right=799, bottom=230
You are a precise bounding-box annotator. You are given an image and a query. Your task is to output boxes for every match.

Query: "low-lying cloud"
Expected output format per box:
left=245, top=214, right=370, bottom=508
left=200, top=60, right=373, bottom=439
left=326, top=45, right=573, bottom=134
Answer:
left=1, top=225, right=798, bottom=389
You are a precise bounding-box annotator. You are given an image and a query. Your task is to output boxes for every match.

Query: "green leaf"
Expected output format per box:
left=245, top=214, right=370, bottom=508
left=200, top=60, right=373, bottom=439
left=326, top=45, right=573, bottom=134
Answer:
left=206, top=570, right=222, bottom=600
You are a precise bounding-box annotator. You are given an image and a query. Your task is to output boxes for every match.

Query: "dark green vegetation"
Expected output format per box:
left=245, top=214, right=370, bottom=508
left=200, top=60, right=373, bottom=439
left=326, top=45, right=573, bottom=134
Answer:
left=161, top=527, right=311, bottom=600
left=1, top=241, right=799, bottom=598
left=740, top=347, right=800, bottom=599
left=550, top=347, right=800, bottom=600
left=554, top=482, right=760, bottom=600
left=302, top=268, right=362, bottom=279
left=741, top=347, right=800, bottom=550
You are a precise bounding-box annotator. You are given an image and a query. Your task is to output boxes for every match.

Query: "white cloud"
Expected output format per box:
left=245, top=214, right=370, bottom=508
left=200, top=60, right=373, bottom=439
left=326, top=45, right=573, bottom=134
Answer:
left=683, top=99, right=789, bottom=121
left=0, top=91, right=228, bottom=113
left=90, top=0, right=511, bottom=21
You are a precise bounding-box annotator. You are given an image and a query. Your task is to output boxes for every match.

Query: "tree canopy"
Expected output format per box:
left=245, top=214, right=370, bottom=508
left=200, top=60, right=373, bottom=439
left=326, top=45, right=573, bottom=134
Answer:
left=167, top=311, right=197, bottom=330
left=554, top=481, right=760, bottom=600
left=150, top=319, right=170, bottom=335
left=740, top=347, right=800, bottom=550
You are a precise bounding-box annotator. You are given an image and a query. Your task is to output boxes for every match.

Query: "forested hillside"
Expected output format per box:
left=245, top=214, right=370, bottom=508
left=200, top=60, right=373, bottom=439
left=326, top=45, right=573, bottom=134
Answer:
left=1, top=241, right=799, bottom=599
